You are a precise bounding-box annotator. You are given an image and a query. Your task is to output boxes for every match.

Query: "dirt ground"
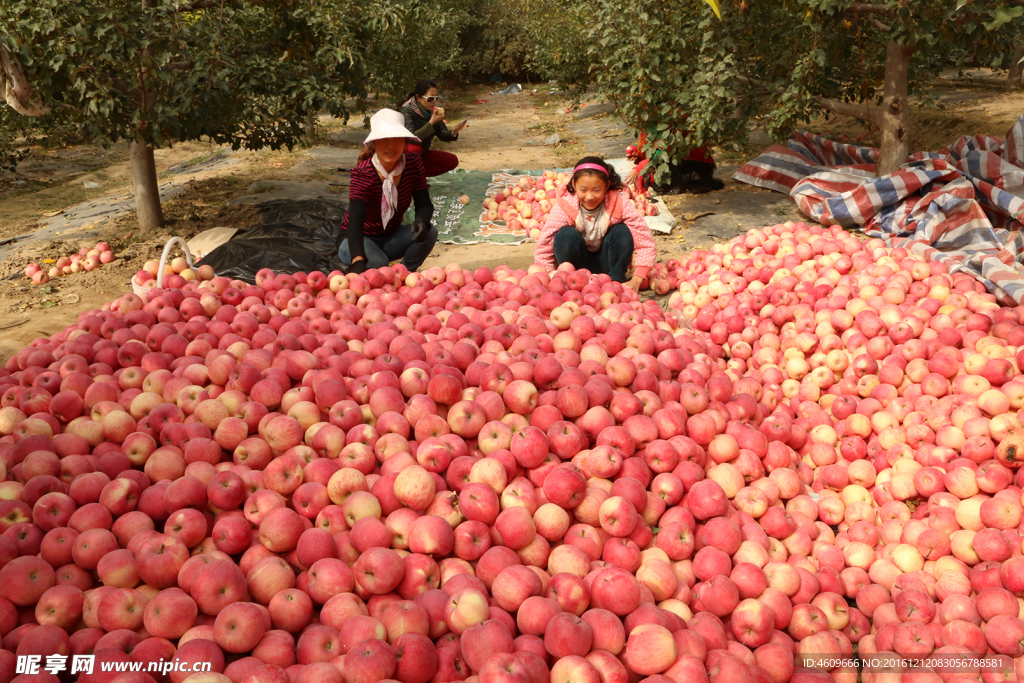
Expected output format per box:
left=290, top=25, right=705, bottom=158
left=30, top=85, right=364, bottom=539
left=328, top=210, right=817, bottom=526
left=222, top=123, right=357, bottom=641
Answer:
left=0, top=77, right=1021, bottom=362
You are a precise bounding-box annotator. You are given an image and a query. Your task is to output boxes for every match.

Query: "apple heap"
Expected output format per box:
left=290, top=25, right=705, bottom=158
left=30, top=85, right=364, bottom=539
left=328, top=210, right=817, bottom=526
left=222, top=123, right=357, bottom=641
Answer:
left=659, top=222, right=1024, bottom=674
left=0, top=225, right=1022, bottom=683
left=24, top=243, right=118, bottom=285
left=134, top=261, right=217, bottom=293
left=621, top=185, right=659, bottom=219
left=640, top=263, right=683, bottom=298
left=481, top=171, right=659, bottom=241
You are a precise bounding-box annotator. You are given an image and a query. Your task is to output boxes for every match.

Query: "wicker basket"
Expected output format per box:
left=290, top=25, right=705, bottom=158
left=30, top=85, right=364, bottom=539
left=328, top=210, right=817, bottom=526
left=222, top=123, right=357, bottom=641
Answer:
left=132, top=237, right=200, bottom=297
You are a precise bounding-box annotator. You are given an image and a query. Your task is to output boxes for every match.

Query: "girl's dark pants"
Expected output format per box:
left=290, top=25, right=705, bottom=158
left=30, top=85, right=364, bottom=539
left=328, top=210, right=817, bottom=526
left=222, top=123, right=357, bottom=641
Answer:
left=553, top=223, right=634, bottom=283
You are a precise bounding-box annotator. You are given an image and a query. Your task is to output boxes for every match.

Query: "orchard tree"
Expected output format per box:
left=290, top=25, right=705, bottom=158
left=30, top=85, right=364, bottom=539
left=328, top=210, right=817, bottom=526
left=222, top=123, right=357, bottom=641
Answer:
left=1009, top=40, right=1024, bottom=89
left=582, top=0, right=1021, bottom=180
left=511, top=0, right=718, bottom=86
left=0, top=0, right=420, bottom=230
left=365, top=0, right=473, bottom=101
left=515, top=0, right=597, bottom=85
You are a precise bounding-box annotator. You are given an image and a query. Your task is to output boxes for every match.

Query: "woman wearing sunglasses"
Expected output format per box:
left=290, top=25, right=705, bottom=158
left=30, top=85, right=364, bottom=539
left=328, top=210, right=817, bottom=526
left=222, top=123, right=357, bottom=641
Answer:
left=401, top=79, right=467, bottom=178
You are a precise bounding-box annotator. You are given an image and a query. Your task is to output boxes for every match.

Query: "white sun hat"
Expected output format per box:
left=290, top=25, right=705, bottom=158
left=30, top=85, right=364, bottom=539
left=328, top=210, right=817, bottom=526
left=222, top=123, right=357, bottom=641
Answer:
left=363, top=109, right=420, bottom=144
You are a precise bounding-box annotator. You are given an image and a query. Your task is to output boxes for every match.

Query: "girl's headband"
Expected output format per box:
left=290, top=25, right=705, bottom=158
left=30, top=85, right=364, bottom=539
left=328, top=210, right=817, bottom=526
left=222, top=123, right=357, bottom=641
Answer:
left=573, top=163, right=608, bottom=175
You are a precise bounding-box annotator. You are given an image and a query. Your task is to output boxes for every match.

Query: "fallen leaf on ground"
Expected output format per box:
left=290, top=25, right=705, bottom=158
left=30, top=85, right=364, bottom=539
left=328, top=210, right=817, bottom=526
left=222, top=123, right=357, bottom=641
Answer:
left=41, top=210, right=63, bottom=217
left=683, top=211, right=714, bottom=221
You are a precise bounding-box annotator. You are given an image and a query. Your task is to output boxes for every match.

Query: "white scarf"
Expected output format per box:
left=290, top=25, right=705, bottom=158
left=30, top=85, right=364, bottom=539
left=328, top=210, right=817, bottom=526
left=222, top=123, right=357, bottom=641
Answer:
left=371, top=153, right=405, bottom=228
left=577, top=201, right=612, bottom=252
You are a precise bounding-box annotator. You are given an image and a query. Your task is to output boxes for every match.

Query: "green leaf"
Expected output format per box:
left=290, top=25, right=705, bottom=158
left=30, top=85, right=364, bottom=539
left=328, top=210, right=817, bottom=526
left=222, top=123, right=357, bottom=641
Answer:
left=654, top=162, right=672, bottom=185
left=985, top=6, right=1024, bottom=30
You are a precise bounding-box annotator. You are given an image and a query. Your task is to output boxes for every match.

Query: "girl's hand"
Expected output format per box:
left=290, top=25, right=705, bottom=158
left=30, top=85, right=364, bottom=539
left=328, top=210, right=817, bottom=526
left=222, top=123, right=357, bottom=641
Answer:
left=625, top=276, right=644, bottom=292
left=430, top=107, right=445, bottom=124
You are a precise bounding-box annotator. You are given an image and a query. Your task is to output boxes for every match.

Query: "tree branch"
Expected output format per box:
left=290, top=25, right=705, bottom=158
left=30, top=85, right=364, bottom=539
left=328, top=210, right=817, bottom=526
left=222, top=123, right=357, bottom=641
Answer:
left=848, top=4, right=890, bottom=15
left=848, top=3, right=893, bottom=30
left=735, top=75, right=882, bottom=126
left=170, top=0, right=228, bottom=12
left=815, top=95, right=882, bottom=125
left=734, top=75, right=767, bottom=89
left=1, top=46, right=51, bottom=117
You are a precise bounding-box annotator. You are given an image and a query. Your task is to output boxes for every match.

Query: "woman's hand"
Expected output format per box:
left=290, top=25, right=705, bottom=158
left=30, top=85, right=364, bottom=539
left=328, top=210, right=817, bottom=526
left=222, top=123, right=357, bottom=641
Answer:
left=625, top=275, right=644, bottom=292
left=349, top=256, right=367, bottom=275
left=624, top=168, right=638, bottom=186
left=452, top=120, right=468, bottom=134
left=429, top=107, right=445, bottom=125
left=411, top=218, right=432, bottom=244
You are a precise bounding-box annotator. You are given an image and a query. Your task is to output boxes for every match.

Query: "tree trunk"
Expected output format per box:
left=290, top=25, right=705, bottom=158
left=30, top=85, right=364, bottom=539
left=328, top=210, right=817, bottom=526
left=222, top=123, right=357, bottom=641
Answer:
left=876, top=40, right=915, bottom=177
left=130, top=141, right=164, bottom=230
left=304, top=111, right=319, bottom=145
left=1008, top=41, right=1024, bottom=90
left=130, top=0, right=164, bottom=231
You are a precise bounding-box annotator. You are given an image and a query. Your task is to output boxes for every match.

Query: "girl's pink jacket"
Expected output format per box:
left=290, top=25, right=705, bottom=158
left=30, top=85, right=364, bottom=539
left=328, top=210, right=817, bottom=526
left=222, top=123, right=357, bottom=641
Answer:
left=533, top=190, right=656, bottom=280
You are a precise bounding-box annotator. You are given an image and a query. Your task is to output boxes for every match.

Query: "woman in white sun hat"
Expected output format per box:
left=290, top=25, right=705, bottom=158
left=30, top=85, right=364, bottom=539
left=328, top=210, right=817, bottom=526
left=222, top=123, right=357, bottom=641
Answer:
left=336, top=109, right=437, bottom=274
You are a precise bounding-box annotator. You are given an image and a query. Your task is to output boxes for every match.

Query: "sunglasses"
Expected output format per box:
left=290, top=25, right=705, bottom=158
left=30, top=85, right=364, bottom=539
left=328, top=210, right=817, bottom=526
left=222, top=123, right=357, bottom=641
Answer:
left=423, top=95, right=440, bottom=103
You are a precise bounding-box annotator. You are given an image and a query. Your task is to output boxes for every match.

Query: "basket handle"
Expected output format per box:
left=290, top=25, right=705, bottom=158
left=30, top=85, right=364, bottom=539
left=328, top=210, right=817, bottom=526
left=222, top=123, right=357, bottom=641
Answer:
left=156, top=237, right=195, bottom=289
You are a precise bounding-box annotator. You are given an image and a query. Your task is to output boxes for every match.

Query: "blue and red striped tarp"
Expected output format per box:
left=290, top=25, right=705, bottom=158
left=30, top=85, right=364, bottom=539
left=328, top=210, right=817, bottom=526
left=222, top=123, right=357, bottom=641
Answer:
left=734, top=117, right=1024, bottom=305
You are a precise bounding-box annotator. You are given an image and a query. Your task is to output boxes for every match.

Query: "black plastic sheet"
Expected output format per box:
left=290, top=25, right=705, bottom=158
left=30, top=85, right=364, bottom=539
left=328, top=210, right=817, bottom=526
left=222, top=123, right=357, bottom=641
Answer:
left=198, top=199, right=348, bottom=284
left=254, top=199, right=349, bottom=233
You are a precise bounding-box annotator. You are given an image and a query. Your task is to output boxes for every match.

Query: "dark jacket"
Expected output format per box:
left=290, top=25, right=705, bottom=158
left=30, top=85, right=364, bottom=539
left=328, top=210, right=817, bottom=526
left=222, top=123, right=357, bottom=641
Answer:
left=402, top=99, right=459, bottom=155
left=339, top=152, right=433, bottom=261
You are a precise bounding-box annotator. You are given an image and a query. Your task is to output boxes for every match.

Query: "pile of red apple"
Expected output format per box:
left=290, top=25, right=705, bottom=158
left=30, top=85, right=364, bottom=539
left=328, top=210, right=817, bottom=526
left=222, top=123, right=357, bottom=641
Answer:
left=24, top=243, right=117, bottom=286
left=480, top=171, right=659, bottom=241
left=2, top=221, right=1024, bottom=683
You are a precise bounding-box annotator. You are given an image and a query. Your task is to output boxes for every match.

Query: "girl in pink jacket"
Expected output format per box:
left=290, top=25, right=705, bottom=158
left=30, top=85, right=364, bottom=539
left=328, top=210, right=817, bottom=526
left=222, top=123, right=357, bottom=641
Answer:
left=534, top=157, right=657, bottom=292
